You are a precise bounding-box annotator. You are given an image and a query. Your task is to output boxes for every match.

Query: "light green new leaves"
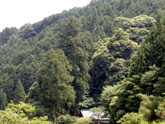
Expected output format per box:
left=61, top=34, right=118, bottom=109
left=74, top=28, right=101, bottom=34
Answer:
left=117, top=113, right=148, bottom=124
left=0, top=102, right=52, bottom=124
left=115, top=15, right=156, bottom=43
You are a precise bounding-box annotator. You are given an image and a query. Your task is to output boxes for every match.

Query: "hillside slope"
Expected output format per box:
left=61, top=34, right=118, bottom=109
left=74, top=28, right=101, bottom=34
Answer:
left=0, top=0, right=164, bottom=122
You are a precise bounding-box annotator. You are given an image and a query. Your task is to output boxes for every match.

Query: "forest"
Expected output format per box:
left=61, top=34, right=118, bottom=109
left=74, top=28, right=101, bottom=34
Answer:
left=0, top=0, right=165, bottom=123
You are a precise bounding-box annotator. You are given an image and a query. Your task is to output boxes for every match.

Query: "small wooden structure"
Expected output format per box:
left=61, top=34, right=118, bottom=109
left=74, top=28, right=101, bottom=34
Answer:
left=81, top=109, right=110, bottom=124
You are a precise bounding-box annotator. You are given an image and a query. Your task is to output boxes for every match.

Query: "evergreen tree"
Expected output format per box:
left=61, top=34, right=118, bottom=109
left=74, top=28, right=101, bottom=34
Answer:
left=0, top=27, right=18, bottom=45
left=13, top=80, right=26, bottom=104
left=37, top=49, right=75, bottom=115
left=58, top=16, right=94, bottom=107
left=129, top=19, right=165, bottom=76
left=0, top=0, right=165, bottom=122
left=0, top=88, right=7, bottom=110
left=101, top=18, right=165, bottom=123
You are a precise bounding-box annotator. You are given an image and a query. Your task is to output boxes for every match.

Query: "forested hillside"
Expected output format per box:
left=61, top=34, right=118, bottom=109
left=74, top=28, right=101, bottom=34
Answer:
left=0, top=0, right=165, bottom=123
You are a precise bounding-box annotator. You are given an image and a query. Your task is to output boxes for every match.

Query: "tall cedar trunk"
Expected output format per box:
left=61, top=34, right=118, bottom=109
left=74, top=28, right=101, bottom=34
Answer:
left=73, top=100, right=77, bottom=116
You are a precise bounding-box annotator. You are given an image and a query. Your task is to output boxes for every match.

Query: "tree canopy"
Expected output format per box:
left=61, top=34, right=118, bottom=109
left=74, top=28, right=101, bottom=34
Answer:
left=0, top=0, right=164, bottom=123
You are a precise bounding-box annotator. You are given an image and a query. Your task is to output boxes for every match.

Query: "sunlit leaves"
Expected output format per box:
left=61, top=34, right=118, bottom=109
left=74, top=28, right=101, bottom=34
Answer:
left=0, top=102, right=52, bottom=124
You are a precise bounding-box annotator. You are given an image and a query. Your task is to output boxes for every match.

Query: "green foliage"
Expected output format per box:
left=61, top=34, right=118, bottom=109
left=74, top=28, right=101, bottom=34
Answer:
left=128, top=19, right=165, bottom=96
left=152, top=121, right=165, bottom=124
left=129, top=19, right=165, bottom=76
left=101, top=83, right=125, bottom=123
left=101, top=19, right=165, bottom=123
left=139, top=66, right=157, bottom=95
left=20, top=24, right=36, bottom=39
left=0, top=88, right=7, bottom=110
left=118, top=94, right=164, bottom=123
left=101, top=79, right=145, bottom=123
left=60, top=16, right=81, bottom=38
left=117, top=113, right=148, bottom=124
left=27, top=49, right=75, bottom=116
left=111, top=28, right=130, bottom=41
left=137, top=94, right=159, bottom=121
left=101, top=83, right=124, bottom=108
left=91, top=27, right=138, bottom=99
left=78, top=95, right=95, bottom=109
left=115, top=15, right=156, bottom=29
left=90, top=107, right=109, bottom=119
left=73, top=117, right=94, bottom=124
left=13, top=80, right=26, bottom=104
left=154, top=77, right=165, bottom=95
left=57, top=114, right=77, bottom=124
left=0, top=27, right=18, bottom=45
left=0, top=102, right=52, bottom=124
left=155, top=94, right=165, bottom=122
left=0, top=0, right=164, bottom=122
left=58, top=16, right=94, bottom=103
left=115, top=15, right=156, bottom=43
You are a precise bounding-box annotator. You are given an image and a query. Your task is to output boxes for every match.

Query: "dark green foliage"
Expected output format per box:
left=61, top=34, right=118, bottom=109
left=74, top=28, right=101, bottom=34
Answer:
left=0, top=27, right=18, bottom=45
left=101, top=19, right=165, bottom=123
left=0, top=0, right=164, bottom=122
left=27, top=49, right=75, bottom=116
left=154, top=76, right=165, bottom=95
left=19, top=24, right=36, bottom=39
left=129, top=19, right=165, bottom=76
left=128, top=19, right=165, bottom=96
left=101, top=80, right=142, bottom=123
left=155, top=94, right=165, bottom=122
left=60, top=16, right=81, bottom=39
left=91, top=27, right=138, bottom=100
left=58, top=16, right=94, bottom=104
left=0, top=88, right=7, bottom=110
left=0, top=0, right=164, bottom=105
left=26, top=82, right=49, bottom=117
left=118, top=94, right=163, bottom=124
left=13, top=80, right=26, bottom=104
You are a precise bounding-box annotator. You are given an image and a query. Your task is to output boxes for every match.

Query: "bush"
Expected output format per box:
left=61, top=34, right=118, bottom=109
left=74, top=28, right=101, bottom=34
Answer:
left=73, top=117, right=94, bottom=124
left=57, top=114, right=77, bottom=124
left=117, top=113, right=148, bottom=124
